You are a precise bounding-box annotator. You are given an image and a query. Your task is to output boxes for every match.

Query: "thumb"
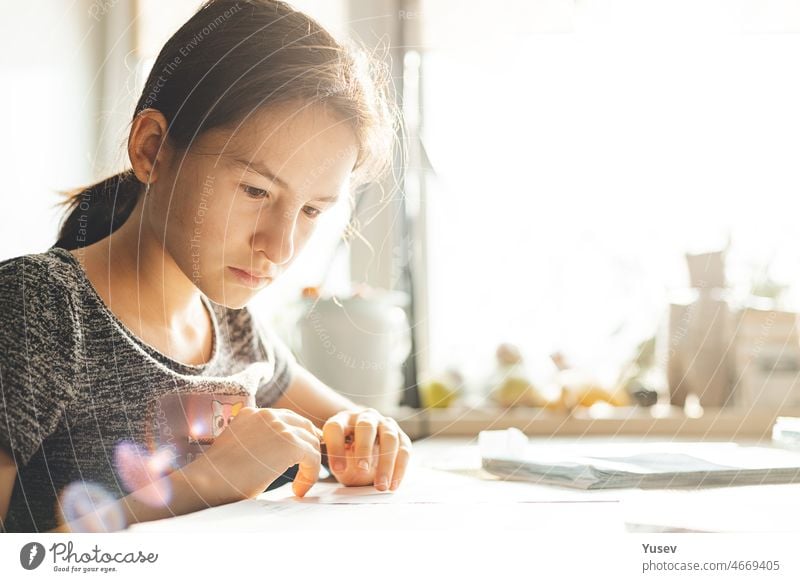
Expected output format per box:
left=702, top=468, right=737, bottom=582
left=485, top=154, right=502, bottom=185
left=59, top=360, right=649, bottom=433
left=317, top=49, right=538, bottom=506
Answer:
left=292, top=445, right=321, bottom=498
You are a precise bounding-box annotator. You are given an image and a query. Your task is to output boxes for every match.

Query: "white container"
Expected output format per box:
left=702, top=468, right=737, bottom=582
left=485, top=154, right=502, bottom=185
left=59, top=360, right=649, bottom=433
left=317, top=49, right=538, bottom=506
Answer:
left=289, top=291, right=411, bottom=414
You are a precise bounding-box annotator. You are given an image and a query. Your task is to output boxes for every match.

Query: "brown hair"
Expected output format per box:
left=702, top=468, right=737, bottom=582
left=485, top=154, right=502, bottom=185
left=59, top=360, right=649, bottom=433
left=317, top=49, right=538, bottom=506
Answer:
left=55, top=0, right=397, bottom=250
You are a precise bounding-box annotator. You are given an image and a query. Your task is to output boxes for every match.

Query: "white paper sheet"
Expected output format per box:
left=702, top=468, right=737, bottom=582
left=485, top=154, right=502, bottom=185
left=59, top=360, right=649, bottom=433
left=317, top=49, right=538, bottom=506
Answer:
left=127, top=465, right=622, bottom=532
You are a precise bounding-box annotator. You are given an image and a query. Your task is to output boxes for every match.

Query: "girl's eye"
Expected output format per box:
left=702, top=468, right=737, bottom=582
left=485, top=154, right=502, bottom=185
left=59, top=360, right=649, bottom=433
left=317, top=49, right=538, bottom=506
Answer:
left=241, top=183, right=321, bottom=217
left=242, top=185, right=270, bottom=199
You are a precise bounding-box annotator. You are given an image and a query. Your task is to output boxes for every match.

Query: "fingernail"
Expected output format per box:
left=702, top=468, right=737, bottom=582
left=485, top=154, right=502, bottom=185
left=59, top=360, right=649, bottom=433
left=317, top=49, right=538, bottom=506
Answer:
left=332, top=461, right=345, bottom=472
left=376, top=476, right=388, bottom=490
left=390, top=480, right=400, bottom=490
left=358, top=459, right=370, bottom=471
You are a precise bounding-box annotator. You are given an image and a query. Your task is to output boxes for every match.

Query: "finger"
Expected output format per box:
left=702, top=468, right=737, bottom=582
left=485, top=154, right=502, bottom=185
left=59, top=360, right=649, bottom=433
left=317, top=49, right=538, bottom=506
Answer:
left=274, top=408, right=321, bottom=437
left=322, top=411, right=349, bottom=472
left=374, top=420, right=400, bottom=491
left=389, top=434, right=413, bottom=491
left=291, top=424, right=323, bottom=450
left=292, top=438, right=322, bottom=498
left=353, top=412, right=379, bottom=473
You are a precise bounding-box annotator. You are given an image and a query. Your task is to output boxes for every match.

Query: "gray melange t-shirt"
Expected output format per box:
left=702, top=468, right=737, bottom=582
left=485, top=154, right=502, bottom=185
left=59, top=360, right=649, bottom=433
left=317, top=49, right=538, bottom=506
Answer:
left=0, top=246, right=296, bottom=532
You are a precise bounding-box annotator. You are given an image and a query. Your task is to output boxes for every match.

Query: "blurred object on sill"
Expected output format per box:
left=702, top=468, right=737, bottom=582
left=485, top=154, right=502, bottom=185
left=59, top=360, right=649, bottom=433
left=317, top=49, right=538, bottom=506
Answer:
left=733, top=308, right=800, bottom=410
left=665, top=248, right=735, bottom=409
left=486, top=342, right=539, bottom=407
left=418, top=367, right=463, bottom=409
left=625, top=379, right=659, bottom=407
left=747, top=261, right=790, bottom=307
left=300, top=286, right=321, bottom=299
left=772, top=416, right=800, bottom=449
left=615, top=335, right=659, bottom=407
left=685, top=249, right=726, bottom=289
left=485, top=342, right=567, bottom=410
left=551, top=351, right=629, bottom=409
left=728, top=254, right=800, bottom=410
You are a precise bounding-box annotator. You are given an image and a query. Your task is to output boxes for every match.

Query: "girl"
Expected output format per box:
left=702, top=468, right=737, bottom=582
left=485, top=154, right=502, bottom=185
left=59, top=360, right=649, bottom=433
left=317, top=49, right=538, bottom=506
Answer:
left=0, top=0, right=411, bottom=533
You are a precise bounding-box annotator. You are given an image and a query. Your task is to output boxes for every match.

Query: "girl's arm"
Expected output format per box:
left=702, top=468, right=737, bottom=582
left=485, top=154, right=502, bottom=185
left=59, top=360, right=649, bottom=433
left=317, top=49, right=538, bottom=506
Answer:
left=47, top=460, right=240, bottom=532
left=270, top=363, right=368, bottom=429
left=48, top=405, right=327, bottom=532
left=0, top=447, right=16, bottom=528
left=49, top=364, right=404, bottom=532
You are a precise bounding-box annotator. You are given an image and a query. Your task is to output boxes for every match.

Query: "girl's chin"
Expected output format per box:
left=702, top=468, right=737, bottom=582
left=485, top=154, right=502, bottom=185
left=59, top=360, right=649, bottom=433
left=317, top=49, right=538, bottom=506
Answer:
left=212, top=289, right=256, bottom=309
left=192, top=283, right=252, bottom=309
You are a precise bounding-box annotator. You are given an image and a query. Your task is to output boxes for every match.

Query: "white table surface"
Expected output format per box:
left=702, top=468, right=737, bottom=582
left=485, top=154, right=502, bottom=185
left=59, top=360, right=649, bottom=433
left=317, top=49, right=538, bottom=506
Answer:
left=125, top=436, right=800, bottom=533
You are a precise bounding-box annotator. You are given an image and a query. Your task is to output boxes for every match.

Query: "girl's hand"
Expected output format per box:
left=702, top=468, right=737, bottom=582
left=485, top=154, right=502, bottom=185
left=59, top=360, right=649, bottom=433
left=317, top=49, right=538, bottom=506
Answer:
left=322, top=408, right=412, bottom=491
left=189, top=407, right=323, bottom=501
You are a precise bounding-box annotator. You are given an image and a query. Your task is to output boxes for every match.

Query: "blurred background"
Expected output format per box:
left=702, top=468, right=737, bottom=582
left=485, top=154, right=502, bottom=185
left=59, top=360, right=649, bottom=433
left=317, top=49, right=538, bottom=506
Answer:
left=5, top=0, right=800, bottom=436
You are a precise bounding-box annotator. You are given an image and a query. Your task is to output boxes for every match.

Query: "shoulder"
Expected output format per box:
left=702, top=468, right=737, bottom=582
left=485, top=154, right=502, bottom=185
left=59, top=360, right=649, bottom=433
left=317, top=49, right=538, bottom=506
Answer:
left=0, top=247, right=81, bottom=328
left=0, top=248, right=83, bottom=402
left=0, top=246, right=82, bottom=292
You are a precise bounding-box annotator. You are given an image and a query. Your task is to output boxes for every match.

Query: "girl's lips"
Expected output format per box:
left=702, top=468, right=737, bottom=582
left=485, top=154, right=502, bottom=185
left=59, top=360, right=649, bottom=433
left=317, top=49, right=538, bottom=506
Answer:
left=228, top=266, right=271, bottom=288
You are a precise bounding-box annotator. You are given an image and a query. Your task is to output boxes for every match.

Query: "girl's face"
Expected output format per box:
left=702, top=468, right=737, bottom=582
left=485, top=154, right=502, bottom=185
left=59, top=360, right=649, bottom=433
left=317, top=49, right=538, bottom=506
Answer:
left=147, top=102, right=359, bottom=308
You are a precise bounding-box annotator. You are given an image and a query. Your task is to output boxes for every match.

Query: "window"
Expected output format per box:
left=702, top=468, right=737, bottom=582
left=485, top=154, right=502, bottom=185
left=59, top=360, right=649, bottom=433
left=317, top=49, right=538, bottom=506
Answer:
left=412, top=0, right=800, bottom=406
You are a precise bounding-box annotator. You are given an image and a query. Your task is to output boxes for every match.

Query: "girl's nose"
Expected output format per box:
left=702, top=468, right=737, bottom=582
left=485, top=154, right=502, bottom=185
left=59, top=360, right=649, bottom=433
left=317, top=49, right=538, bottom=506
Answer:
left=252, top=218, right=296, bottom=266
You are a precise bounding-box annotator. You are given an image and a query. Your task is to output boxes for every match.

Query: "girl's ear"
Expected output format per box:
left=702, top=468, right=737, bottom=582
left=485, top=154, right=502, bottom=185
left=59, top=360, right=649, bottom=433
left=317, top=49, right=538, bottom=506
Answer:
left=128, top=108, right=173, bottom=186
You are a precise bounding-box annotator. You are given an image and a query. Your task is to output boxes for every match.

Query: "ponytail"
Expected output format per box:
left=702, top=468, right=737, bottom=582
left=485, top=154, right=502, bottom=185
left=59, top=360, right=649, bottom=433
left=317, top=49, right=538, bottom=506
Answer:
left=54, top=170, right=143, bottom=251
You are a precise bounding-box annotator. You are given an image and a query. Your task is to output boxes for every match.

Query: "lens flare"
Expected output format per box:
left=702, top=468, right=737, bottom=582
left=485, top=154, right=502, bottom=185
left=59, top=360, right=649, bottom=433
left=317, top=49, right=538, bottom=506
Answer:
left=58, top=481, right=126, bottom=532
left=113, top=440, right=177, bottom=507
left=190, top=421, right=206, bottom=439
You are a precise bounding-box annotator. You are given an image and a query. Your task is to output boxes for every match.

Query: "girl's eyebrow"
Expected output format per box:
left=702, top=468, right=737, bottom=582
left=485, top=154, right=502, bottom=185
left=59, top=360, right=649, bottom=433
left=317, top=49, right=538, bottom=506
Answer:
left=232, top=157, right=289, bottom=189
left=231, top=157, right=340, bottom=203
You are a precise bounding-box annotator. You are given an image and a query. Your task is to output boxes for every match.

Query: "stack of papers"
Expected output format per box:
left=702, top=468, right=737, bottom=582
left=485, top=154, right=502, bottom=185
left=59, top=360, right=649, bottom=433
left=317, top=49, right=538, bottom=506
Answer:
left=479, top=428, right=800, bottom=490
left=772, top=416, right=800, bottom=448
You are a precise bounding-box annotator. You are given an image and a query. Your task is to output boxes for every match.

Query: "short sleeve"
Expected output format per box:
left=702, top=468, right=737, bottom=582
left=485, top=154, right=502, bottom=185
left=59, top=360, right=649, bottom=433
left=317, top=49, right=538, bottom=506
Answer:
left=0, top=257, right=81, bottom=467
left=249, top=310, right=296, bottom=408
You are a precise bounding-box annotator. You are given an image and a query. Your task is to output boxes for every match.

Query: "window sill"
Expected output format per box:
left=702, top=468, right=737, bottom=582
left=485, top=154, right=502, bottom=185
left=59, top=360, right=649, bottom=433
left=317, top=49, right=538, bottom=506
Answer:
left=393, top=404, right=797, bottom=441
